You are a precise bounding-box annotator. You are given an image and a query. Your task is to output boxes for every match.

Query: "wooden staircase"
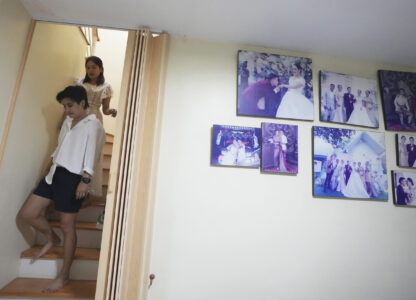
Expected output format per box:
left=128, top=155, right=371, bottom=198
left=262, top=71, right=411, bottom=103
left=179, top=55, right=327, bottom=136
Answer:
left=0, top=133, right=114, bottom=299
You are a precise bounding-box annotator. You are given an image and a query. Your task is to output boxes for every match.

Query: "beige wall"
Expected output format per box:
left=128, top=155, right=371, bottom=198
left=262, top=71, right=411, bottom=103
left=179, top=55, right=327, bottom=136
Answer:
left=0, top=22, right=86, bottom=288
left=94, top=28, right=128, bottom=135
left=0, top=0, right=31, bottom=144
left=148, top=37, right=416, bottom=300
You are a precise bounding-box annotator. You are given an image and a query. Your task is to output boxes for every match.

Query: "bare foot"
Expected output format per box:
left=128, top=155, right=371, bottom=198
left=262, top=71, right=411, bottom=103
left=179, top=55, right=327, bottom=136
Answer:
left=42, top=277, right=69, bottom=293
left=31, top=231, right=61, bottom=263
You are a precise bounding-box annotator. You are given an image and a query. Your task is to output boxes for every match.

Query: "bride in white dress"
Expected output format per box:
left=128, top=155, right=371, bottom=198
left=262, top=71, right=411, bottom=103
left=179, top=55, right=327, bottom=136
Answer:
left=342, top=163, right=369, bottom=198
left=275, top=62, right=314, bottom=120
left=347, top=89, right=374, bottom=127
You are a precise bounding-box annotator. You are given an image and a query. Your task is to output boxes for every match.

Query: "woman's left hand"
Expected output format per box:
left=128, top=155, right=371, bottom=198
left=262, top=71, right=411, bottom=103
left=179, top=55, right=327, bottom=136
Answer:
left=76, top=182, right=89, bottom=200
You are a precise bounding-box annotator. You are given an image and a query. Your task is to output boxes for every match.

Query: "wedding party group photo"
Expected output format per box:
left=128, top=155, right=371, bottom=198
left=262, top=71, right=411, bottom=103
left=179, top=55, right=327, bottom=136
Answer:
left=211, top=125, right=261, bottom=168
left=313, top=126, right=388, bottom=200
left=237, top=50, right=314, bottom=121
left=320, top=71, right=378, bottom=128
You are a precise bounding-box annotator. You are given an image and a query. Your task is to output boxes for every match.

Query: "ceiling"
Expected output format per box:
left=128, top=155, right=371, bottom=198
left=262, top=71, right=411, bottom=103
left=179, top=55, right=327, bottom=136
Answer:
left=20, top=0, right=416, bottom=67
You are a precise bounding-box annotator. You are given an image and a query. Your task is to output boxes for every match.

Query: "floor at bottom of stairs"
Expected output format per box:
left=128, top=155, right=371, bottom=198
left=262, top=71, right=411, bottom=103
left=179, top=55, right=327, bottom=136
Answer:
left=0, top=278, right=95, bottom=299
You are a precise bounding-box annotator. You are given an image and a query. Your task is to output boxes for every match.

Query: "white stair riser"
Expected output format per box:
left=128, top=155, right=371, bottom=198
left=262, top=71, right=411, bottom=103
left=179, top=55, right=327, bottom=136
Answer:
left=49, top=206, right=104, bottom=223
left=36, top=230, right=102, bottom=249
left=19, top=258, right=98, bottom=280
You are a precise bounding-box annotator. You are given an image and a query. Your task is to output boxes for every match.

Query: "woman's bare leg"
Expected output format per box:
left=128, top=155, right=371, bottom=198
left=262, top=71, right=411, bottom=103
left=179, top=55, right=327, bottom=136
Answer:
left=43, top=212, right=77, bottom=293
left=17, top=194, right=60, bottom=262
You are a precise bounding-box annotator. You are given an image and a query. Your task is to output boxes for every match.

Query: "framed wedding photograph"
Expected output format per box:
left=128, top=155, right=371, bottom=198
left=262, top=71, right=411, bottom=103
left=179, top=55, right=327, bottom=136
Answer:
left=379, top=70, right=416, bottom=131
left=261, top=122, right=298, bottom=174
left=396, top=133, right=416, bottom=167
left=211, top=124, right=261, bottom=168
left=320, top=70, right=378, bottom=128
left=313, top=126, right=388, bottom=200
left=392, top=170, right=416, bottom=206
left=237, top=50, right=314, bottom=121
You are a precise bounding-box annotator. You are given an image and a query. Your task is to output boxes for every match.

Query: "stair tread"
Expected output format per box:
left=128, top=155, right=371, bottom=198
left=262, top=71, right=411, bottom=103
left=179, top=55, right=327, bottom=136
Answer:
left=21, top=246, right=100, bottom=260
left=0, top=278, right=95, bottom=298
left=50, top=221, right=102, bottom=231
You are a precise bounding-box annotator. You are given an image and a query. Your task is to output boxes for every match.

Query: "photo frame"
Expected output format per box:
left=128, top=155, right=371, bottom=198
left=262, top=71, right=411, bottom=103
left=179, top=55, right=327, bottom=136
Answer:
left=261, top=122, right=298, bottom=174
left=320, top=70, right=378, bottom=128
left=211, top=124, right=261, bottom=168
left=392, top=170, right=416, bottom=206
left=313, top=126, right=387, bottom=200
left=379, top=70, right=416, bottom=131
left=396, top=133, right=416, bottom=168
left=237, top=50, right=313, bottom=121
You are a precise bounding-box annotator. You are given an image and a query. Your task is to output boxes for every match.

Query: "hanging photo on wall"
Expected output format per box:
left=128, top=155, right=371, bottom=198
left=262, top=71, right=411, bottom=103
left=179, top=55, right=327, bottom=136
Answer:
left=379, top=70, right=416, bottom=131
left=211, top=124, right=261, bottom=168
left=392, top=170, right=416, bottom=206
left=320, top=70, right=379, bottom=128
left=237, top=50, right=314, bottom=121
left=313, top=126, right=388, bottom=200
left=261, top=122, right=298, bottom=174
left=396, top=133, right=416, bottom=168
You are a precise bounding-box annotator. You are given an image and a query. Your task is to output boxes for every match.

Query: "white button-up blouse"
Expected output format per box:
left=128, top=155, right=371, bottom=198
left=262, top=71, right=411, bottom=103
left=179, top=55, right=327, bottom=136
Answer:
left=45, top=114, right=105, bottom=184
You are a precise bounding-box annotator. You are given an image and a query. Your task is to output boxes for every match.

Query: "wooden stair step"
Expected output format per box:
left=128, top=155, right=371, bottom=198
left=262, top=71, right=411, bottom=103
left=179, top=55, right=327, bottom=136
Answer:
left=103, top=155, right=111, bottom=169
left=0, top=278, right=95, bottom=299
left=21, top=246, right=100, bottom=260
left=50, top=221, right=102, bottom=231
left=105, top=133, right=114, bottom=143
left=89, top=200, right=105, bottom=207
left=103, top=143, right=112, bottom=155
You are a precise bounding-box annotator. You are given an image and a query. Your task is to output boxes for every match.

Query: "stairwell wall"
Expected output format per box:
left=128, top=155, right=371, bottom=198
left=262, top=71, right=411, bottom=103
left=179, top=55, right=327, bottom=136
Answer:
left=0, top=21, right=87, bottom=288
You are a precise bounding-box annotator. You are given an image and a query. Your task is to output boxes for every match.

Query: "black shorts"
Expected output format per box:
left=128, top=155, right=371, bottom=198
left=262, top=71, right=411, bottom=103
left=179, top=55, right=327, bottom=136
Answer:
left=33, top=167, right=84, bottom=213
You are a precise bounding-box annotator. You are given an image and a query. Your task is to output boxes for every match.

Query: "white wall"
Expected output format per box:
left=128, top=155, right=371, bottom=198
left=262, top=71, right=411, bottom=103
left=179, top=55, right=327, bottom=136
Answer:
left=149, top=37, right=416, bottom=300
left=0, top=0, right=31, bottom=143
left=0, top=22, right=86, bottom=288
left=94, top=28, right=127, bottom=135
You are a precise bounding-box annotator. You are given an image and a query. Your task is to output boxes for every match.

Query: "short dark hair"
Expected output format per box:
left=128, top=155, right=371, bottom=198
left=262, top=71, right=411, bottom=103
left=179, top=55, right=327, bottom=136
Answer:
left=56, top=85, right=89, bottom=108
left=267, top=73, right=278, bottom=81
left=399, top=177, right=405, bottom=184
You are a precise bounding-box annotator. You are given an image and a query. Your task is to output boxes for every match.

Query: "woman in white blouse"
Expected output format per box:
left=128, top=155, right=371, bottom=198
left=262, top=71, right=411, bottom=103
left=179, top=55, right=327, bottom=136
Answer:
left=17, top=85, right=105, bottom=293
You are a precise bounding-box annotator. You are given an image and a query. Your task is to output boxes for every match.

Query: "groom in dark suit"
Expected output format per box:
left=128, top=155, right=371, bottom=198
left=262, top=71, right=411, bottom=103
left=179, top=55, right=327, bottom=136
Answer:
left=344, top=160, right=352, bottom=184
left=344, top=87, right=356, bottom=121
left=407, top=137, right=416, bottom=167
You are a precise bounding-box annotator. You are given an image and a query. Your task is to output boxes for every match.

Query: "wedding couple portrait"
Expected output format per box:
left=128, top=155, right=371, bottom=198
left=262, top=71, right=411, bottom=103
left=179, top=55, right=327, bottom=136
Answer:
left=211, top=125, right=261, bottom=168
left=237, top=50, right=314, bottom=121
left=397, top=133, right=416, bottom=167
left=313, top=126, right=388, bottom=200
left=393, top=171, right=416, bottom=206
left=261, top=122, right=298, bottom=174
left=379, top=70, right=416, bottom=131
left=320, top=71, right=378, bottom=128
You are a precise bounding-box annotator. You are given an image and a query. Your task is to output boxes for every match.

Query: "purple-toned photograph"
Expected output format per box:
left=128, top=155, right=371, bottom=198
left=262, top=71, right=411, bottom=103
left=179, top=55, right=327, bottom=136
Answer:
left=396, top=133, right=416, bottom=168
left=211, top=125, right=261, bottom=168
left=392, top=170, right=416, bottom=206
left=313, top=126, right=388, bottom=200
left=320, top=70, right=378, bottom=128
left=261, top=122, right=298, bottom=174
left=379, top=70, right=416, bottom=131
left=237, top=50, right=313, bottom=121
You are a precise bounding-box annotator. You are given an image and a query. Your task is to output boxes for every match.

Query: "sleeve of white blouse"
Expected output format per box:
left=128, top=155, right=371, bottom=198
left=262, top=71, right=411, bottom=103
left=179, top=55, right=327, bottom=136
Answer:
left=83, top=121, right=105, bottom=176
left=74, top=78, right=84, bottom=86
left=101, top=83, right=113, bottom=100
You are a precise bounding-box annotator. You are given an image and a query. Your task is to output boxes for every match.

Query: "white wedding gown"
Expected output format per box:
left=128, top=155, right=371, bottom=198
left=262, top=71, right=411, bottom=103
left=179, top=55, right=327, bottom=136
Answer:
left=347, top=98, right=373, bottom=127
left=342, top=170, right=369, bottom=198
left=276, top=76, right=313, bottom=120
